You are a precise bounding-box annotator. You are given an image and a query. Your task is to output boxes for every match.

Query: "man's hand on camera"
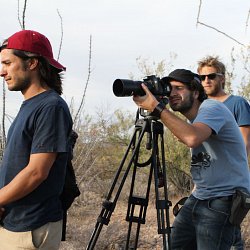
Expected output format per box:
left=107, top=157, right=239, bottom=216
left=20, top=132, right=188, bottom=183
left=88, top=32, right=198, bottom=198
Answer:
left=133, top=83, right=159, bottom=112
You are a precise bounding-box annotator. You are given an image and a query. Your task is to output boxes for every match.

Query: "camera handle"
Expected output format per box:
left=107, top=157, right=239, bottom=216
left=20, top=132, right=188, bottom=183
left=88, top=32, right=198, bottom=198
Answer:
left=86, top=114, right=172, bottom=250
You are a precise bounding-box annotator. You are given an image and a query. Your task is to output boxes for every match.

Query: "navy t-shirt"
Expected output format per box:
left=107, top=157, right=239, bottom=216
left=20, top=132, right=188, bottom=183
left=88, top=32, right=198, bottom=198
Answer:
left=0, top=90, right=72, bottom=232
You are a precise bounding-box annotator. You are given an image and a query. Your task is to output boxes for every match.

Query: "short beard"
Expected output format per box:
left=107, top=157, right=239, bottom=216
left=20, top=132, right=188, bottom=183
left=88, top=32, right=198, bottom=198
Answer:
left=170, top=94, right=194, bottom=113
left=205, top=84, right=221, bottom=97
left=9, top=62, right=31, bottom=92
left=10, top=79, right=31, bottom=92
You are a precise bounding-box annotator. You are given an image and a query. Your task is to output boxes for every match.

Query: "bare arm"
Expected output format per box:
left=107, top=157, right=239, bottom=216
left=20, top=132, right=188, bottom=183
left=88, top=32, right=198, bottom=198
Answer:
left=133, top=84, right=212, bottom=148
left=0, top=152, right=57, bottom=206
left=160, top=109, right=212, bottom=147
left=239, top=126, right=250, bottom=156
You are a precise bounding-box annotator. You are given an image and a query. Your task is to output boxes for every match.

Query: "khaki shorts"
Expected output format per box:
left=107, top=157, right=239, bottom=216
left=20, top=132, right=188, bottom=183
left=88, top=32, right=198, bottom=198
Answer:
left=0, top=220, right=62, bottom=250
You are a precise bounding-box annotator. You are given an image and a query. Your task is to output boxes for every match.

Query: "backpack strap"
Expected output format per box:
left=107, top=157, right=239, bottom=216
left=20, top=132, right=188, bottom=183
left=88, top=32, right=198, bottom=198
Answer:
left=61, top=210, right=67, bottom=241
left=61, top=130, right=80, bottom=241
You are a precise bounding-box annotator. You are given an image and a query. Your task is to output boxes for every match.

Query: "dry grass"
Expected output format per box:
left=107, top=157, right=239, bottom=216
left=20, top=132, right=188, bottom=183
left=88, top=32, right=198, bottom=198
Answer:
left=59, top=196, right=250, bottom=250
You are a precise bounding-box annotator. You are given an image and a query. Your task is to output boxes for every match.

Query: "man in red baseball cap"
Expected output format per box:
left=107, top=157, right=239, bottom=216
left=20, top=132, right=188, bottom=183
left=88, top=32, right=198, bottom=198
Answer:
left=0, top=30, right=72, bottom=249
left=1, top=29, right=65, bottom=71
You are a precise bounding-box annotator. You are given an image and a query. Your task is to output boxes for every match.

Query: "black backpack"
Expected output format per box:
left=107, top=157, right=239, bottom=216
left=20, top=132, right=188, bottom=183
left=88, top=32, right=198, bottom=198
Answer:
left=60, top=130, right=81, bottom=241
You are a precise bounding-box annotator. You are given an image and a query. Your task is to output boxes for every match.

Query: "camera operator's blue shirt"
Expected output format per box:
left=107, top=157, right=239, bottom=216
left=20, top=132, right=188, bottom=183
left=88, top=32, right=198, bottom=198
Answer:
left=191, top=99, right=250, bottom=200
left=0, top=90, right=72, bottom=232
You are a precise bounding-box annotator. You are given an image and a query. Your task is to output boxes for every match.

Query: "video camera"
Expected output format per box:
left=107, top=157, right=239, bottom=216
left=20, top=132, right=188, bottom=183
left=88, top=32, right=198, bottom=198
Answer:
left=112, top=75, right=171, bottom=97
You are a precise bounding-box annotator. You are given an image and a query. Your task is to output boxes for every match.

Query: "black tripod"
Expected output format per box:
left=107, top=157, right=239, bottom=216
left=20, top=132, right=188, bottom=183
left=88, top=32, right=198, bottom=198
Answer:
left=86, top=110, right=172, bottom=249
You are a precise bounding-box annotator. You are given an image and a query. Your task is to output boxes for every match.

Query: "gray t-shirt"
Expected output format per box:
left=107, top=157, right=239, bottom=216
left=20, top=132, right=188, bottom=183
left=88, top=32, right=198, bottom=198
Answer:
left=190, top=99, right=250, bottom=199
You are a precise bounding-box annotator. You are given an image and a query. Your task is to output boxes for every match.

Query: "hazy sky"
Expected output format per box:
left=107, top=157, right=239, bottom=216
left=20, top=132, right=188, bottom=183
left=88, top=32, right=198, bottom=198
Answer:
left=0, top=0, right=249, bottom=124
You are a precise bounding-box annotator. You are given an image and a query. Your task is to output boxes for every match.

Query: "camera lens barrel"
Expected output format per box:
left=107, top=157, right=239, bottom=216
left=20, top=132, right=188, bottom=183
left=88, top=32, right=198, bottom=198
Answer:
left=113, top=79, right=145, bottom=97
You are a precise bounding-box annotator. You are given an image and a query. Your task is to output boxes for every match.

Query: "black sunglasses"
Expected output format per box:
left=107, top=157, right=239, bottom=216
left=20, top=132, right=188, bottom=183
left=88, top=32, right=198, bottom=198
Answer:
left=199, top=73, right=223, bottom=81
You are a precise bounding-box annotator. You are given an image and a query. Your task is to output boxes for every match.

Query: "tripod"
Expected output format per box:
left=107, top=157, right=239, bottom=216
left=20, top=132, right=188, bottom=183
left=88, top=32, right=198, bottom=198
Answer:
left=86, top=110, right=172, bottom=249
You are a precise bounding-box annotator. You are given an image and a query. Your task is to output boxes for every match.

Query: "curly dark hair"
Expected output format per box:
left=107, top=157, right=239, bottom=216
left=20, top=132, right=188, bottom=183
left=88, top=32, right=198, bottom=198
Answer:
left=186, top=77, right=207, bottom=102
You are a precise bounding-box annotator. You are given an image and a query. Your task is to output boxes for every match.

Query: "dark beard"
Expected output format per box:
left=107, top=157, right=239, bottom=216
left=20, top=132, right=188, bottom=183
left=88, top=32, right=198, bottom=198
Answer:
left=10, top=61, right=32, bottom=91
left=170, top=94, right=194, bottom=113
left=10, top=79, right=31, bottom=92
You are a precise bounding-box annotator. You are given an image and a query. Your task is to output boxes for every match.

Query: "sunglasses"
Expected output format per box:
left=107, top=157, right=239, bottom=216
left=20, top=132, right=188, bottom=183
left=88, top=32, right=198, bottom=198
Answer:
left=199, top=73, right=223, bottom=81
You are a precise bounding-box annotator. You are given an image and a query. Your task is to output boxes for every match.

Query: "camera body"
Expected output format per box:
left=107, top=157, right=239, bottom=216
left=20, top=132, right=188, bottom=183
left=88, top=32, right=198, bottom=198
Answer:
left=113, top=75, right=171, bottom=97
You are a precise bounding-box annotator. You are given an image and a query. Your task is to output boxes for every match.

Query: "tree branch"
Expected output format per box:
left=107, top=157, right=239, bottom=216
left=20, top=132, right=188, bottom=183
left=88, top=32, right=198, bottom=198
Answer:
left=17, top=0, right=27, bottom=30
left=22, top=0, right=27, bottom=29
left=17, top=0, right=22, bottom=28
left=246, top=8, right=250, bottom=33
left=196, top=0, right=202, bottom=28
left=197, top=21, right=245, bottom=47
left=56, top=9, right=63, bottom=61
left=196, top=0, right=245, bottom=47
left=73, top=35, right=92, bottom=126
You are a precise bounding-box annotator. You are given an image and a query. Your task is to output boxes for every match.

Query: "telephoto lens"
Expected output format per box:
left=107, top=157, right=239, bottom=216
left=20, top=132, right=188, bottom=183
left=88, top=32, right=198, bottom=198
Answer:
left=113, top=79, right=145, bottom=97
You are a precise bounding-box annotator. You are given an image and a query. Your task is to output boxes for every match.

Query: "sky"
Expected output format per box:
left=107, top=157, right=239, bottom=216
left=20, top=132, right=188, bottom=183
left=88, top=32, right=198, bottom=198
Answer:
left=0, top=0, right=249, bottom=125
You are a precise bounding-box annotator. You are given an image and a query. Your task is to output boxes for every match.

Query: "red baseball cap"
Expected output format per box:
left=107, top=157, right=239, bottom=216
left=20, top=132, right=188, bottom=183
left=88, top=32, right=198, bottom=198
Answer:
left=2, top=30, right=66, bottom=71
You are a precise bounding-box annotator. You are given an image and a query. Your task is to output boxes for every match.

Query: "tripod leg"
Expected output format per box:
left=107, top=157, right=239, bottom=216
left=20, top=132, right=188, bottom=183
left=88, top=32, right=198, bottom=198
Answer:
left=86, top=119, right=148, bottom=250
left=125, top=195, right=151, bottom=249
left=151, top=120, right=172, bottom=250
left=124, top=119, right=172, bottom=250
left=125, top=128, right=155, bottom=249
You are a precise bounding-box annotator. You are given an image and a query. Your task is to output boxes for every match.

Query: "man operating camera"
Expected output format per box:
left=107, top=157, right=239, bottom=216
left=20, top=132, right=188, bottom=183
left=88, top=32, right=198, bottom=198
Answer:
left=133, top=69, right=250, bottom=250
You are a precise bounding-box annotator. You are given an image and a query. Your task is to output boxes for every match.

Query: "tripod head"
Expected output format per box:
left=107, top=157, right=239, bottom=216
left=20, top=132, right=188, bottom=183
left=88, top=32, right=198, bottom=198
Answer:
left=137, top=96, right=169, bottom=120
left=134, top=104, right=165, bottom=152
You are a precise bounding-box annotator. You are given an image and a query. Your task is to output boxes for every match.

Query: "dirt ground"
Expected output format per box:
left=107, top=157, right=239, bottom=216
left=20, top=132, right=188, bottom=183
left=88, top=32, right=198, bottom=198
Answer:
left=59, top=198, right=250, bottom=250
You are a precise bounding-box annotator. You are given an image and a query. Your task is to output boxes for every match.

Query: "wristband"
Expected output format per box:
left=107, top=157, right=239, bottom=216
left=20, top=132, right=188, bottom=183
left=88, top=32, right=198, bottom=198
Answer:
left=150, top=102, right=165, bottom=119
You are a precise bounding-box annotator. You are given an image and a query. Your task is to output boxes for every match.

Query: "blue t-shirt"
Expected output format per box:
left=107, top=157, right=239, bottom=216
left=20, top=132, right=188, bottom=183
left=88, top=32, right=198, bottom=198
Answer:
left=224, top=95, right=250, bottom=126
left=0, top=90, right=73, bottom=232
left=191, top=99, right=250, bottom=199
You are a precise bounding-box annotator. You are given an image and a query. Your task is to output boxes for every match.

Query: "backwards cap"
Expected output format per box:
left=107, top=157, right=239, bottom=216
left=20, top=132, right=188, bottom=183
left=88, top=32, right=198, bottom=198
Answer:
left=162, top=69, right=206, bottom=102
left=162, top=69, right=201, bottom=85
left=1, top=30, right=65, bottom=71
